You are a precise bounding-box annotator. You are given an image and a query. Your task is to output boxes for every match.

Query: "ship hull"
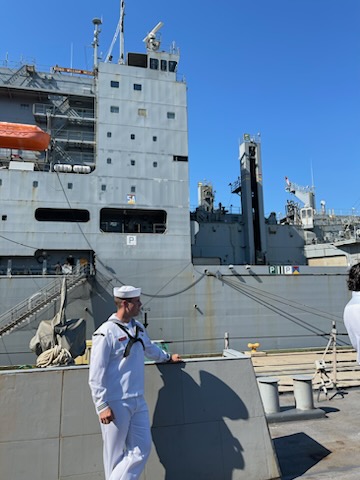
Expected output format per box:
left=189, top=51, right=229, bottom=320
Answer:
left=0, top=263, right=350, bottom=366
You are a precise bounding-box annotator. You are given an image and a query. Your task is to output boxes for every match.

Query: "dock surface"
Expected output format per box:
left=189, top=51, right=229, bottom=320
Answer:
left=251, top=349, right=360, bottom=479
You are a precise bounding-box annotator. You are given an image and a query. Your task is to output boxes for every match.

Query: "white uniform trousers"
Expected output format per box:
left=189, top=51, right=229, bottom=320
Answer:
left=101, top=396, right=152, bottom=480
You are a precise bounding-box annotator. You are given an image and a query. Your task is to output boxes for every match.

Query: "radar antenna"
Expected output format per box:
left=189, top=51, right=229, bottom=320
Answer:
left=92, top=18, right=102, bottom=69
left=143, top=22, right=164, bottom=52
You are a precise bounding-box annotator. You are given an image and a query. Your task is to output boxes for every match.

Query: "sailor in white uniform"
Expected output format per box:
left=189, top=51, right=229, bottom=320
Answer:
left=89, top=285, right=181, bottom=480
left=344, top=263, right=360, bottom=364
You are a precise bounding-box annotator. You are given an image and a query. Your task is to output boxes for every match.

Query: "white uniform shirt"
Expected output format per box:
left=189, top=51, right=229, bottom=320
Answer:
left=89, top=314, right=170, bottom=413
left=343, top=291, right=360, bottom=364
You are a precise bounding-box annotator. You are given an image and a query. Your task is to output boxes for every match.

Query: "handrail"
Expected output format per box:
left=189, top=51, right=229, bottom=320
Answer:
left=0, top=268, right=91, bottom=336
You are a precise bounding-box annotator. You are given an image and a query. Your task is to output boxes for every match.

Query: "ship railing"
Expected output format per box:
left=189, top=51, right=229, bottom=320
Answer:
left=33, top=103, right=56, bottom=116
left=315, top=209, right=360, bottom=218
left=54, top=151, right=95, bottom=166
left=0, top=148, right=42, bottom=162
left=50, top=146, right=95, bottom=168
left=33, top=103, right=95, bottom=121
left=230, top=178, right=241, bottom=195
left=0, top=267, right=92, bottom=337
left=0, top=62, right=95, bottom=95
left=54, top=129, right=95, bottom=143
left=52, top=122, right=68, bottom=140
left=2, top=64, right=30, bottom=85
left=52, top=144, right=73, bottom=164
left=52, top=97, right=85, bottom=120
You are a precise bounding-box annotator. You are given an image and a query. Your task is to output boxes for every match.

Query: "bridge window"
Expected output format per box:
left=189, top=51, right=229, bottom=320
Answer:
left=169, top=61, right=177, bottom=72
left=110, top=80, right=119, bottom=88
left=150, top=58, right=159, bottom=70
left=35, top=208, right=90, bottom=222
left=100, top=208, right=167, bottom=234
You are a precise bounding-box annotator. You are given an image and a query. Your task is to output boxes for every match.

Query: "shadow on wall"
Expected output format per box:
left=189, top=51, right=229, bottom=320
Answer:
left=91, top=276, right=115, bottom=329
left=151, top=364, right=249, bottom=480
left=273, top=432, right=331, bottom=480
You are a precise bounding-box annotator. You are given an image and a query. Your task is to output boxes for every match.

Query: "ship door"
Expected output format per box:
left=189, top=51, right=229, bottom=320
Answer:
left=300, top=207, right=314, bottom=229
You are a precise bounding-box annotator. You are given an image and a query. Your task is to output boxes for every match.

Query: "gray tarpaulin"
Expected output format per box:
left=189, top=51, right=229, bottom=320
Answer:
left=29, top=278, right=86, bottom=359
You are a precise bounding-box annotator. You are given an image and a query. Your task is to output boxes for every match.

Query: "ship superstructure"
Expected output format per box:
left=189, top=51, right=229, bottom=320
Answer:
left=283, top=177, right=360, bottom=266
left=0, top=16, right=189, bottom=273
left=191, top=135, right=308, bottom=266
left=0, top=9, right=355, bottom=366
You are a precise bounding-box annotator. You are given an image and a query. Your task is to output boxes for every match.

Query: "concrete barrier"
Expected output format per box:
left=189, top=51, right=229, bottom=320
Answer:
left=0, top=350, right=280, bottom=480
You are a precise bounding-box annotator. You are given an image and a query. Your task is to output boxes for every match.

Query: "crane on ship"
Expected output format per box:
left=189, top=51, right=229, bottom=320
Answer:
left=285, top=176, right=315, bottom=209
left=284, top=176, right=316, bottom=229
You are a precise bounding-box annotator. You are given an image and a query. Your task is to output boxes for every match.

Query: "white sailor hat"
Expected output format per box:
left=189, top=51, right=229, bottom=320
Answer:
left=113, top=285, right=141, bottom=299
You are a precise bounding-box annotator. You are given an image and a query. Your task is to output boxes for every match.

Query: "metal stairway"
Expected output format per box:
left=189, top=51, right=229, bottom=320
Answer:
left=3, top=64, right=34, bottom=85
left=48, top=95, right=81, bottom=118
left=0, top=272, right=89, bottom=338
left=53, top=143, right=74, bottom=164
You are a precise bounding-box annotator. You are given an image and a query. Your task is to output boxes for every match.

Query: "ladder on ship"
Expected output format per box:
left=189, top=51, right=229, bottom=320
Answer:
left=3, top=64, right=35, bottom=85
left=0, top=271, right=89, bottom=337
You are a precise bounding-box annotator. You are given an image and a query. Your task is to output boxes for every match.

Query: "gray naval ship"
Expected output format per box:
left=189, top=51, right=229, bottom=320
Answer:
left=0, top=10, right=359, bottom=366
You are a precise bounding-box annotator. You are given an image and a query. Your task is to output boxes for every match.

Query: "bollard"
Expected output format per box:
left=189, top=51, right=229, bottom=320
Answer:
left=224, top=332, right=230, bottom=350
left=257, top=377, right=280, bottom=414
left=293, top=374, right=314, bottom=410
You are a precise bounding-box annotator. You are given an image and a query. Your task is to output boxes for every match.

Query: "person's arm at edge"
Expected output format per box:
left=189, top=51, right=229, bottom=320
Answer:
left=89, top=330, right=115, bottom=423
left=140, top=323, right=182, bottom=363
left=167, top=353, right=182, bottom=363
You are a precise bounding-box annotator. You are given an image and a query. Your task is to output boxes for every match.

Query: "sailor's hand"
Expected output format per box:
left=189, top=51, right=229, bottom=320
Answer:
left=170, top=353, right=182, bottom=362
left=99, top=407, right=114, bottom=424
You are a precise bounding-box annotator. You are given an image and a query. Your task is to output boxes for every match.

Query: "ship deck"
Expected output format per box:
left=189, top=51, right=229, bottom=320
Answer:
left=251, top=348, right=360, bottom=393
left=251, top=349, right=360, bottom=479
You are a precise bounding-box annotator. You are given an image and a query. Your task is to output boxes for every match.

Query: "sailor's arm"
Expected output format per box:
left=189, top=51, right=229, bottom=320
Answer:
left=88, top=330, right=113, bottom=416
left=98, top=406, right=115, bottom=424
left=141, top=327, right=182, bottom=362
left=168, top=353, right=182, bottom=362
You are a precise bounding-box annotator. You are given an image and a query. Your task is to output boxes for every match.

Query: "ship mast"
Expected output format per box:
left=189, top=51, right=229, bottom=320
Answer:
left=92, top=17, right=102, bottom=68
left=105, top=1, right=125, bottom=63
left=119, top=0, right=125, bottom=64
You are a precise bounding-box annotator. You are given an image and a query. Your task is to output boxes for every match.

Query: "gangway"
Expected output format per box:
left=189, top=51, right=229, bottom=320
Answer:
left=0, top=270, right=90, bottom=337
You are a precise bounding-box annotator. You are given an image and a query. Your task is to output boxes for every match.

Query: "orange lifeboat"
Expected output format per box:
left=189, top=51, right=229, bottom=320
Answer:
left=0, top=122, right=50, bottom=151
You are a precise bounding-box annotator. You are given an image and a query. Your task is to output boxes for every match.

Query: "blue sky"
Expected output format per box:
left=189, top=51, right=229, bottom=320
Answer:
left=1, top=0, right=360, bottom=216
